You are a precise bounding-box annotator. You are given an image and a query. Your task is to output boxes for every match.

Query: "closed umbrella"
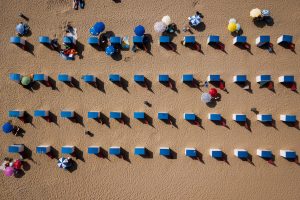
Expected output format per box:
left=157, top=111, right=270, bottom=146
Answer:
left=209, top=88, right=218, bottom=97
left=105, top=45, right=115, bottom=56
left=228, top=22, right=237, bottom=32
left=90, top=22, right=105, bottom=36
left=21, top=76, right=31, bottom=86
left=57, top=157, right=70, bottom=169
left=16, top=23, right=25, bottom=35
left=154, top=21, right=167, bottom=33
left=134, top=25, right=145, bottom=36
left=188, top=15, right=202, bottom=26
left=162, top=15, right=171, bottom=25
left=250, top=8, right=261, bottom=18
left=201, top=93, right=212, bottom=103
left=4, top=167, right=14, bottom=177
left=2, top=122, right=13, bottom=134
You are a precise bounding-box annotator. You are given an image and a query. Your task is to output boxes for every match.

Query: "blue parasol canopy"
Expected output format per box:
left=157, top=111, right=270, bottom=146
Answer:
left=105, top=45, right=115, bottom=56
left=2, top=122, right=13, bottom=134
left=134, top=25, right=145, bottom=36
left=90, top=22, right=105, bottom=36
left=16, top=23, right=25, bottom=35
left=57, top=157, right=71, bottom=169
left=189, top=15, right=202, bottom=26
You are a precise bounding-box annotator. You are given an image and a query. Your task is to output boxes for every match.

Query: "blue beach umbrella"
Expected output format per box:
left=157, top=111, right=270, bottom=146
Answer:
left=2, top=122, right=13, bottom=134
left=57, top=157, right=71, bottom=169
left=90, top=22, right=105, bottom=36
left=134, top=25, right=145, bottom=36
left=188, top=15, right=202, bottom=26
left=16, top=23, right=25, bottom=35
left=105, top=45, right=115, bottom=56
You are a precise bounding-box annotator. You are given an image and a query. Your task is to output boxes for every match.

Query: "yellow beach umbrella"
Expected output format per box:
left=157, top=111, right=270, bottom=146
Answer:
left=228, top=22, right=237, bottom=32
left=250, top=8, right=261, bottom=18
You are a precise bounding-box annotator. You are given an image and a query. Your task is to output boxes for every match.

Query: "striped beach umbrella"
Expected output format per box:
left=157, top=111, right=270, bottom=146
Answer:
left=188, top=15, right=202, bottom=26
left=57, top=157, right=70, bottom=169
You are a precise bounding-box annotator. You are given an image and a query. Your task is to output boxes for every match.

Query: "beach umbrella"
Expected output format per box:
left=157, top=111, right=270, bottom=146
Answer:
left=162, top=15, right=171, bottom=26
left=57, top=157, right=70, bottom=169
left=3, top=167, right=14, bottom=177
left=13, top=160, right=22, bottom=170
left=105, top=45, right=115, bottom=56
left=2, top=122, right=13, bottom=134
left=250, top=8, right=261, bottom=18
left=16, top=23, right=25, bottom=35
left=154, top=21, right=167, bottom=33
left=201, top=93, right=212, bottom=103
left=262, top=9, right=270, bottom=17
left=134, top=25, right=145, bottom=36
left=236, top=23, right=241, bottom=31
left=21, top=76, right=31, bottom=86
left=188, top=15, right=202, bottom=26
left=209, top=88, right=218, bottom=97
left=229, top=18, right=237, bottom=24
left=90, top=22, right=105, bottom=36
left=228, top=22, right=237, bottom=32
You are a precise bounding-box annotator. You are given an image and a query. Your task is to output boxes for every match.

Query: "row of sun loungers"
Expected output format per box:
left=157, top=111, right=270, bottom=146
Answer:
left=7, top=110, right=298, bottom=123
left=7, top=144, right=297, bottom=160
left=10, top=34, right=294, bottom=48
left=9, top=73, right=296, bottom=84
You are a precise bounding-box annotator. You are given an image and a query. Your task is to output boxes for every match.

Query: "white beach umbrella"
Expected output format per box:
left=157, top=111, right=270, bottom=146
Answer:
left=201, top=93, right=212, bottom=103
left=229, top=18, right=237, bottom=24
left=57, top=157, right=70, bottom=169
left=162, top=15, right=171, bottom=25
left=154, top=21, right=167, bottom=33
left=188, top=15, right=202, bottom=26
left=250, top=8, right=261, bottom=18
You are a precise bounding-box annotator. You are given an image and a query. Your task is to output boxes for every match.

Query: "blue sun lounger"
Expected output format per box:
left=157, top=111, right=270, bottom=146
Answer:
left=10, top=36, right=25, bottom=46
left=207, top=74, right=220, bottom=82
left=88, top=111, right=100, bottom=119
left=58, top=73, right=71, bottom=82
left=185, top=148, right=197, bottom=157
left=232, top=114, right=246, bottom=122
left=158, top=112, right=169, bottom=120
left=257, top=149, right=272, bottom=159
left=277, top=35, right=293, bottom=44
left=88, top=146, right=100, bottom=154
left=159, top=36, right=170, bottom=44
left=233, top=75, right=247, bottom=83
left=207, top=35, right=220, bottom=44
left=10, top=73, right=21, bottom=83
left=233, top=36, right=247, bottom=45
left=158, top=74, right=169, bottom=82
left=160, top=147, right=171, bottom=156
left=109, top=146, right=121, bottom=155
left=280, top=115, right=296, bottom=123
left=82, top=75, right=96, bottom=83
left=134, top=147, right=146, bottom=155
left=109, top=74, right=121, bottom=82
left=63, top=36, right=76, bottom=45
left=8, top=144, right=24, bottom=153
left=33, top=74, right=48, bottom=81
left=210, top=149, right=223, bottom=158
left=88, top=37, right=99, bottom=45
left=39, top=36, right=50, bottom=44
left=278, top=75, right=294, bottom=83
left=256, top=75, right=271, bottom=83
left=134, top=112, right=145, bottom=119
left=280, top=150, right=296, bottom=159
left=133, top=36, right=144, bottom=43
left=208, top=113, right=221, bottom=121
left=257, top=114, right=272, bottom=122
left=9, top=110, right=24, bottom=118
left=110, top=36, right=121, bottom=45
left=183, top=113, right=196, bottom=121
left=34, top=110, right=49, bottom=117
left=134, top=75, right=145, bottom=83
left=61, top=146, right=75, bottom=154
left=183, top=36, right=195, bottom=44
left=234, top=149, right=248, bottom=159
left=256, top=35, right=270, bottom=47
left=60, top=110, right=74, bottom=118
left=182, top=74, right=193, bottom=82
left=36, top=145, right=51, bottom=154
left=110, top=112, right=122, bottom=119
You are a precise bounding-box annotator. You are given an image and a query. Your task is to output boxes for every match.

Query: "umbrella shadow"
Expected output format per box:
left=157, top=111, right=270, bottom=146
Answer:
left=254, top=17, right=274, bottom=28
left=67, top=159, right=78, bottom=173
left=191, top=22, right=206, bottom=32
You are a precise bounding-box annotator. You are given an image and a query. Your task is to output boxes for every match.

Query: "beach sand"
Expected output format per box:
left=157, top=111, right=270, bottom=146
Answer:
left=0, top=0, right=300, bottom=199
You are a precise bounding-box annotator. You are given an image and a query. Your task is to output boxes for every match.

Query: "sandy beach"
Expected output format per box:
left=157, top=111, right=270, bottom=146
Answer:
left=0, top=0, right=300, bottom=199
